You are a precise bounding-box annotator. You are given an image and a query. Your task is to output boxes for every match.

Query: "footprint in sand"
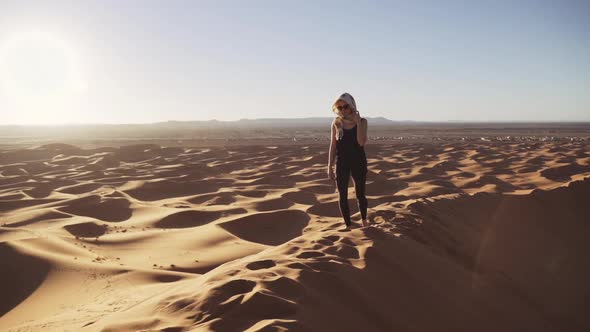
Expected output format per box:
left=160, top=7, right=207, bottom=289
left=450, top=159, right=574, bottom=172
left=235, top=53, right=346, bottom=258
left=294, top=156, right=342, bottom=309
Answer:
left=369, top=210, right=397, bottom=225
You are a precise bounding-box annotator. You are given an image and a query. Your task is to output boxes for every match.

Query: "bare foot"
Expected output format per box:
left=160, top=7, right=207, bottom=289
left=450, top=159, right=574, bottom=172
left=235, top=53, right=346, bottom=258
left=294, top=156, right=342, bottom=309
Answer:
left=362, top=219, right=369, bottom=228
left=341, top=224, right=352, bottom=231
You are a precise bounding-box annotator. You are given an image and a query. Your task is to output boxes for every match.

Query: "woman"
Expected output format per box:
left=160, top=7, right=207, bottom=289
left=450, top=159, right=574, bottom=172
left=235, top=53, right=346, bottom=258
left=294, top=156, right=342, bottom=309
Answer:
left=327, top=92, right=369, bottom=230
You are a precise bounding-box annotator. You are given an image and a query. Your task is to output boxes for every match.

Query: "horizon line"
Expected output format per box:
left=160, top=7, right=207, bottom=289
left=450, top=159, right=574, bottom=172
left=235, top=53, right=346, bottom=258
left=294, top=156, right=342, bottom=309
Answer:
left=1, top=117, right=590, bottom=127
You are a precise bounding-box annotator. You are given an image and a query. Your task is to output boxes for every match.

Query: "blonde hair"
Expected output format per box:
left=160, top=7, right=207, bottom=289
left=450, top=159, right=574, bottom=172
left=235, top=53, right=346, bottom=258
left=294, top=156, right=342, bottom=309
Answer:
left=331, top=106, right=345, bottom=119
left=331, top=92, right=358, bottom=120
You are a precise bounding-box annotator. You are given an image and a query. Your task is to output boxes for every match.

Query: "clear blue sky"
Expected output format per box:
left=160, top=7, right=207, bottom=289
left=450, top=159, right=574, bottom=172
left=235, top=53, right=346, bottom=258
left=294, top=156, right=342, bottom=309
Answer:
left=0, top=0, right=588, bottom=124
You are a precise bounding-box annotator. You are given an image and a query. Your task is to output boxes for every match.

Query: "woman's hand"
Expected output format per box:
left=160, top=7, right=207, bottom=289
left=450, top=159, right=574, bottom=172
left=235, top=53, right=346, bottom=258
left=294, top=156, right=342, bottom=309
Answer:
left=353, top=110, right=361, bottom=124
left=327, top=166, right=336, bottom=180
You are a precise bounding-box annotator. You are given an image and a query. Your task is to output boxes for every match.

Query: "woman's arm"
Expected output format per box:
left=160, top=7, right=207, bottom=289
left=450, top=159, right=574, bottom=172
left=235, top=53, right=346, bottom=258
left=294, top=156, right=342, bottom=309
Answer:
left=328, top=120, right=337, bottom=169
left=357, top=118, right=368, bottom=146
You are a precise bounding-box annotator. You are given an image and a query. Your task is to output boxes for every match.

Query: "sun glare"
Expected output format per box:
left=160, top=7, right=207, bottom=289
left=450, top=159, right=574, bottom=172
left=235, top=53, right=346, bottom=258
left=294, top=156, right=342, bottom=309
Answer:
left=0, top=30, right=87, bottom=124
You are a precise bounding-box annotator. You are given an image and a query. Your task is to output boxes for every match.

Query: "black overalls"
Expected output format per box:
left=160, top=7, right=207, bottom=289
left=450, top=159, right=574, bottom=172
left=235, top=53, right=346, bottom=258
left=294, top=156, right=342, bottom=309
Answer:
left=335, top=123, right=368, bottom=226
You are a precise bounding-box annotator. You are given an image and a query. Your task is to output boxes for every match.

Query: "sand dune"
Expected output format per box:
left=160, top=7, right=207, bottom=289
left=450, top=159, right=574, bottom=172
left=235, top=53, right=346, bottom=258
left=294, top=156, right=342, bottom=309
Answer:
left=1, top=140, right=589, bottom=331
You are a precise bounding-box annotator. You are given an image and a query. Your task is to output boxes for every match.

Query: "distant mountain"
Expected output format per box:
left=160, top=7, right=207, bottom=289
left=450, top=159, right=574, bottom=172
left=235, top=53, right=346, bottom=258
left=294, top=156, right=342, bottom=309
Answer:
left=0, top=117, right=398, bottom=139
left=3, top=118, right=586, bottom=140
left=153, top=117, right=398, bottom=128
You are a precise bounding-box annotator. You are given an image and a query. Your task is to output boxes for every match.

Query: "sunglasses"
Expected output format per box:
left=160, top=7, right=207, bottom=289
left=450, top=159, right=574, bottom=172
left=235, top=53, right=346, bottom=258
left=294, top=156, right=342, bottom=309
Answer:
left=336, top=104, right=350, bottom=111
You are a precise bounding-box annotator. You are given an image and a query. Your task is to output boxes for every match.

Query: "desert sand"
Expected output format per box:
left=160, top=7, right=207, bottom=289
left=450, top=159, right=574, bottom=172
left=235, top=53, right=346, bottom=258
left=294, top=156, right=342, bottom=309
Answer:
left=1, top=123, right=590, bottom=331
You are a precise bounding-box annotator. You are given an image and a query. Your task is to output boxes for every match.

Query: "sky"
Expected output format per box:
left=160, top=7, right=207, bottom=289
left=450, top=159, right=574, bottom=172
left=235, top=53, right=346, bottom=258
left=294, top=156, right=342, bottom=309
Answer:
left=0, top=0, right=588, bottom=124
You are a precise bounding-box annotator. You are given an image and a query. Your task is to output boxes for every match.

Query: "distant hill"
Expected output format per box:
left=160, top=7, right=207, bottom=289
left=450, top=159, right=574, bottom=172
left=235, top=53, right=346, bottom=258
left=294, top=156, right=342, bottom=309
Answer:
left=0, top=117, right=399, bottom=137
left=1, top=118, right=588, bottom=142
left=155, top=117, right=398, bottom=128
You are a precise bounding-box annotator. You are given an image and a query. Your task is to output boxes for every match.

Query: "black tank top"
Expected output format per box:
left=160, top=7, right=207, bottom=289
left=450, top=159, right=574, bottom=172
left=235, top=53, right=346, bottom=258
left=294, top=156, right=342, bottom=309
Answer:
left=336, top=123, right=366, bottom=161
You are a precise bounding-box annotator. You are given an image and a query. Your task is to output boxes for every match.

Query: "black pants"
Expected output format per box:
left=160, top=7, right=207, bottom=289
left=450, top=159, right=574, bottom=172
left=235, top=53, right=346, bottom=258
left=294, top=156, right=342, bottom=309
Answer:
left=336, top=155, right=368, bottom=226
